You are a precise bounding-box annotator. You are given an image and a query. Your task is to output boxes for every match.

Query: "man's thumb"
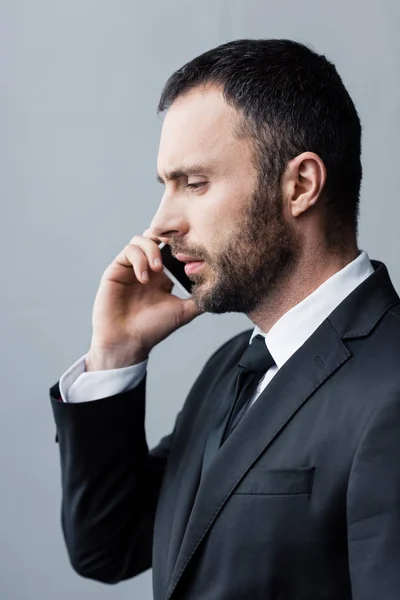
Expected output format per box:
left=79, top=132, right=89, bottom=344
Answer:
left=180, top=298, right=205, bottom=325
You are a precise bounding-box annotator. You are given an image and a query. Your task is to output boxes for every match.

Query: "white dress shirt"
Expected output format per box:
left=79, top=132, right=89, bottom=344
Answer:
left=60, top=250, right=374, bottom=405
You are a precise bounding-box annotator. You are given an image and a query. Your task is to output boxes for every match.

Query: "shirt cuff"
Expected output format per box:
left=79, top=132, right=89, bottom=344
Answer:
left=59, top=353, right=148, bottom=403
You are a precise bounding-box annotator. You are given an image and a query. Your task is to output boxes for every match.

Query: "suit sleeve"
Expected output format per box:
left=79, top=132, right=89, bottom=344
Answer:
left=58, top=353, right=148, bottom=403
left=50, top=373, right=177, bottom=583
left=49, top=329, right=250, bottom=584
left=347, top=393, right=400, bottom=599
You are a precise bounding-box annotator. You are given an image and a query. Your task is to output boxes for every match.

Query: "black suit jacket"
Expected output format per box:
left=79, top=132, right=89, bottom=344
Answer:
left=50, top=259, right=400, bottom=599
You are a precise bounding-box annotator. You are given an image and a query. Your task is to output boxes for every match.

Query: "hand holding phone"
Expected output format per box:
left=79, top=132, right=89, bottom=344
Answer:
left=85, top=234, right=202, bottom=371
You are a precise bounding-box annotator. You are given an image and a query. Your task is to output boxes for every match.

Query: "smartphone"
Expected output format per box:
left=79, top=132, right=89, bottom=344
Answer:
left=158, top=242, right=193, bottom=298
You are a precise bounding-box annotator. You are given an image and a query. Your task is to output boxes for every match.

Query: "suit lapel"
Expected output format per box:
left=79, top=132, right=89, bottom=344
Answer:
left=200, top=371, right=239, bottom=479
left=166, top=319, right=351, bottom=599
left=160, top=363, right=241, bottom=584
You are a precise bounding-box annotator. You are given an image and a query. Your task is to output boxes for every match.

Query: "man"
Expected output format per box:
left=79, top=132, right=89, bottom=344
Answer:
left=50, top=39, right=400, bottom=599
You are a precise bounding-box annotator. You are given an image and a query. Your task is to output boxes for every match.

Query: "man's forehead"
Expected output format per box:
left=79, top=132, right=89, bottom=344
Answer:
left=163, top=88, right=239, bottom=138
left=157, top=87, right=242, bottom=170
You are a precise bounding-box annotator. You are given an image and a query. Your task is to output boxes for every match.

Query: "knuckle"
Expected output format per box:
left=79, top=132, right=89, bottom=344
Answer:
left=129, top=235, right=141, bottom=245
left=125, top=242, right=140, bottom=258
left=143, top=228, right=160, bottom=240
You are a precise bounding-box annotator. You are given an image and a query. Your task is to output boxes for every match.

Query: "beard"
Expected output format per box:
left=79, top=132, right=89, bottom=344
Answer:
left=174, top=182, right=301, bottom=315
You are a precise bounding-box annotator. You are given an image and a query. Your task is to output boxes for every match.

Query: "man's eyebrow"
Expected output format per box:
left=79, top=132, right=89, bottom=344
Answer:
left=156, top=164, right=211, bottom=184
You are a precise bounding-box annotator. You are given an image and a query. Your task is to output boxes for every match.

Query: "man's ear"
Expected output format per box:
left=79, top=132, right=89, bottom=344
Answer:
left=281, top=152, right=327, bottom=218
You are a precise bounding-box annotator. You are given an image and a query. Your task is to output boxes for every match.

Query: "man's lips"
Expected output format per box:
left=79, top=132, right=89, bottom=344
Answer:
left=184, top=261, right=205, bottom=275
left=174, top=253, right=205, bottom=275
left=175, top=253, right=203, bottom=262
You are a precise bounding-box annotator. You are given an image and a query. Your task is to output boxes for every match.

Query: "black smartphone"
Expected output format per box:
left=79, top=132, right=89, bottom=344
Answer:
left=158, top=242, right=193, bottom=297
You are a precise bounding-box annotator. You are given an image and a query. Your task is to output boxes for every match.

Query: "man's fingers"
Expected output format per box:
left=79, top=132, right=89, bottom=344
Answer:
left=127, top=234, right=164, bottom=272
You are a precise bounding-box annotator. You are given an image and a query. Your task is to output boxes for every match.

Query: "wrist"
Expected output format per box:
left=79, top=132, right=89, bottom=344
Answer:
left=85, top=343, right=149, bottom=371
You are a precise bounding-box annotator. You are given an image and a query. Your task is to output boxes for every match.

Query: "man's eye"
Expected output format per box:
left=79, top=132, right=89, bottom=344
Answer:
left=186, top=182, right=206, bottom=190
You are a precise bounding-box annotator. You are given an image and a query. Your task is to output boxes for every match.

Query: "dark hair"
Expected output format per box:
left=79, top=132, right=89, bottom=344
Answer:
left=158, top=39, right=362, bottom=249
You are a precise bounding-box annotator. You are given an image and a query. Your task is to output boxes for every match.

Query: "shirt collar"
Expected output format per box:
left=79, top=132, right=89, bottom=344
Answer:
left=249, top=249, right=375, bottom=369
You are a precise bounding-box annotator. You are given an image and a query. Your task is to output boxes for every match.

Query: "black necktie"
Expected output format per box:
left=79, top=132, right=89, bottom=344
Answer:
left=220, top=334, right=276, bottom=445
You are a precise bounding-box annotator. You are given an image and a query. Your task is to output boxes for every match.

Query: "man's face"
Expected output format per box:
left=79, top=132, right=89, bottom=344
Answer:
left=152, top=85, right=300, bottom=315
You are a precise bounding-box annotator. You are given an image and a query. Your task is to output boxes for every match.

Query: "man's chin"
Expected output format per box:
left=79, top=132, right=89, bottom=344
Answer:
left=190, top=278, right=215, bottom=310
left=191, top=283, right=236, bottom=314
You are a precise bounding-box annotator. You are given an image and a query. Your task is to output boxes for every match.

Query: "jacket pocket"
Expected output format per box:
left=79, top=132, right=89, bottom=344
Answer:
left=233, top=467, right=315, bottom=495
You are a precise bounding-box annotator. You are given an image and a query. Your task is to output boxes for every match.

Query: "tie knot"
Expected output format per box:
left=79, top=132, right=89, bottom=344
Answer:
left=238, top=334, right=275, bottom=377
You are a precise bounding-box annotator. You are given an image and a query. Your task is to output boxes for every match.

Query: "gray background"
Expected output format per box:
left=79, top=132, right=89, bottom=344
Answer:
left=1, top=0, right=399, bottom=598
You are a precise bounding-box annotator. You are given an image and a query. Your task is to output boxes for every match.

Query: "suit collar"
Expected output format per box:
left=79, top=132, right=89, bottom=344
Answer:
left=250, top=249, right=374, bottom=369
left=328, top=260, right=399, bottom=339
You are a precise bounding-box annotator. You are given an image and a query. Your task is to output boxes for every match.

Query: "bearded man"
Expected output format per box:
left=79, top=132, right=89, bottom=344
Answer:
left=50, top=39, right=400, bottom=600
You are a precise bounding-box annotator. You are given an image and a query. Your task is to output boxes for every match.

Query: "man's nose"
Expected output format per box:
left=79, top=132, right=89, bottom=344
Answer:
left=149, top=199, right=188, bottom=242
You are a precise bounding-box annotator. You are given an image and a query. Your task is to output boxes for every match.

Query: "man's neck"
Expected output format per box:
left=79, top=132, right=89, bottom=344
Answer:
left=248, top=244, right=360, bottom=335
